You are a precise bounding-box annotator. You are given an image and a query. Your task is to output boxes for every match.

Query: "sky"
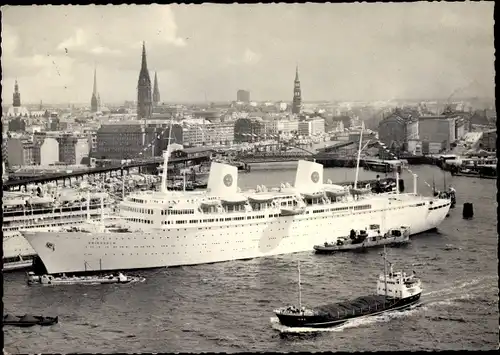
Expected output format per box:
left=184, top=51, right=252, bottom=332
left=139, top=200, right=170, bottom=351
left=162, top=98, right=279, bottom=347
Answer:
left=1, top=3, right=495, bottom=105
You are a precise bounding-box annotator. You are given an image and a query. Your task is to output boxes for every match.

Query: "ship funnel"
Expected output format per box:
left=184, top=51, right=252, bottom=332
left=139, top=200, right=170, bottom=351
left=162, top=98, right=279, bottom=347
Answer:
left=294, top=160, right=324, bottom=192
left=206, top=162, right=238, bottom=196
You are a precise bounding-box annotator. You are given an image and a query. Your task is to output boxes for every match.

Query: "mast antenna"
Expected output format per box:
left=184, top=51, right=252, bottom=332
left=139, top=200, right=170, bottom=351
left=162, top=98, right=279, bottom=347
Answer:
left=298, top=260, right=302, bottom=309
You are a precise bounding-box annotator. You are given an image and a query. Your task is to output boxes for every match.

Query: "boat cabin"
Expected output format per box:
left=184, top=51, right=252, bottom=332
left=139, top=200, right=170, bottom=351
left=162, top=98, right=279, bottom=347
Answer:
left=377, top=265, right=421, bottom=299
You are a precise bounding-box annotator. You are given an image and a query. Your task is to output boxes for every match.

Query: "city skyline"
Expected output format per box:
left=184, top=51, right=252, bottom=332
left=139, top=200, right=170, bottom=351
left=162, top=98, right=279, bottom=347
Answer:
left=1, top=3, right=495, bottom=105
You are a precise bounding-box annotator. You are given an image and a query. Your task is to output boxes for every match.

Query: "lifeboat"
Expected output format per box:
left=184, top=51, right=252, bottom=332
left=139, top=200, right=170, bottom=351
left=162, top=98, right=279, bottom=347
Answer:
left=280, top=206, right=306, bottom=216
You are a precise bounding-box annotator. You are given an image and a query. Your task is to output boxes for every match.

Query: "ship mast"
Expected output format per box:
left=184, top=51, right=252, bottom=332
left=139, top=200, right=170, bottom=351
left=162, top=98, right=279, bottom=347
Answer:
left=160, top=116, right=174, bottom=194
left=354, top=121, right=365, bottom=189
left=298, top=260, right=302, bottom=309
left=86, top=189, right=90, bottom=221
left=383, top=246, right=388, bottom=299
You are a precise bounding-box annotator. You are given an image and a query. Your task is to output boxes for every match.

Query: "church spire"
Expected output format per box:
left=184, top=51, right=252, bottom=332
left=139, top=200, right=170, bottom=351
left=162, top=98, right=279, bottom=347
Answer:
left=292, top=64, right=302, bottom=115
left=92, top=67, right=97, bottom=96
left=153, top=71, right=160, bottom=107
left=13, top=79, right=21, bottom=107
left=90, top=67, right=98, bottom=113
left=137, top=41, right=153, bottom=120
left=141, top=41, right=148, bottom=71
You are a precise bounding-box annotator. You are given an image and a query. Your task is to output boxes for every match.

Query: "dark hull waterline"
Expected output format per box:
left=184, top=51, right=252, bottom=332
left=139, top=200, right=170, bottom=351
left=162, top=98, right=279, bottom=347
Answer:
left=276, top=294, right=421, bottom=328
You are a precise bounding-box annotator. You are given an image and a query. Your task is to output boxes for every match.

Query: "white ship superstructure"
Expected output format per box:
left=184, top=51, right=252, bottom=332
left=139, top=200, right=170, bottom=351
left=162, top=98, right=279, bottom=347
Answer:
left=3, top=183, right=112, bottom=268
left=23, top=155, right=452, bottom=275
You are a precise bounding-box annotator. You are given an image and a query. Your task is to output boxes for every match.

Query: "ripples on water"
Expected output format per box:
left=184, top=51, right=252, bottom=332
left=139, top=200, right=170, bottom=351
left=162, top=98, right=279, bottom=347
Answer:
left=3, top=166, right=498, bottom=353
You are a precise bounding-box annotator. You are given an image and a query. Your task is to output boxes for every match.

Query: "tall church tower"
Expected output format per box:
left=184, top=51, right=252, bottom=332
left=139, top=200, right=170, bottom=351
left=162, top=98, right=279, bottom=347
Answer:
left=153, top=71, right=160, bottom=107
left=137, top=42, right=153, bottom=120
left=13, top=80, right=21, bottom=107
left=90, top=68, right=98, bottom=113
left=292, top=65, right=302, bottom=115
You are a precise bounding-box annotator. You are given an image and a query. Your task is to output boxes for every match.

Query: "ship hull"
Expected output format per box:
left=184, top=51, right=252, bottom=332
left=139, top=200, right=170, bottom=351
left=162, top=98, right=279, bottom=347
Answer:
left=276, top=293, right=421, bottom=328
left=3, top=208, right=111, bottom=260
left=23, top=196, right=451, bottom=274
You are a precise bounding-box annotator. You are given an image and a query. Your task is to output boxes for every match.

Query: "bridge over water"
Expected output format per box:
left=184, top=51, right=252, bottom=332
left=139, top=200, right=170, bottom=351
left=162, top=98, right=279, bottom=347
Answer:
left=3, top=154, right=210, bottom=191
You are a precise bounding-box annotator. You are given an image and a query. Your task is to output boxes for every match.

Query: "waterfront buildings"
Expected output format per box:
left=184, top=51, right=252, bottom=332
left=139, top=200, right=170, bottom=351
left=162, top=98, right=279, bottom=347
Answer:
left=377, top=107, right=477, bottom=154
left=378, top=108, right=419, bottom=150
left=418, top=115, right=456, bottom=152
left=479, top=129, right=496, bottom=152
left=233, top=117, right=265, bottom=143
left=298, top=117, right=325, bottom=136
left=95, top=120, right=183, bottom=160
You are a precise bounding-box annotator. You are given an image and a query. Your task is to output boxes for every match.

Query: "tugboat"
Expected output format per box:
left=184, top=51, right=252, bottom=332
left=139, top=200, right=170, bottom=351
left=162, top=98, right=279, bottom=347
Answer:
left=313, top=226, right=410, bottom=253
left=274, top=247, right=422, bottom=328
left=26, top=271, right=145, bottom=286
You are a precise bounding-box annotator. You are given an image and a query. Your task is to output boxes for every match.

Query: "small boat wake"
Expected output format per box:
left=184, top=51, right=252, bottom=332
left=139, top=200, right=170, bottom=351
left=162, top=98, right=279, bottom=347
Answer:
left=271, top=303, right=423, bottom=336
left=272, top=275, right=496, bottom=336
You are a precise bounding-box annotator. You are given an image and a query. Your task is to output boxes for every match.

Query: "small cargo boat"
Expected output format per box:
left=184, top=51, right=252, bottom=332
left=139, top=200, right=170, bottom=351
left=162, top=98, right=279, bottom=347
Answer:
left=314, top=226, right=410, bottom=253
left=3, top=255, right=34, bottom=272
left=274, top=246, right=422, bottom=328
left=26, top=271, right=145, bottom=286
left=3, top=314, right=59, bottom=327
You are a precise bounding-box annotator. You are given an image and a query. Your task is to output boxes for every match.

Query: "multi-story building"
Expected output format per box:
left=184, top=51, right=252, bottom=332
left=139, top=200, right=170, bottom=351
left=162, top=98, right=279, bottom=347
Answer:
left=324, top=117, right=344, bottom=133
left=237, top=90, right=250, bottom=103
left=328, top=115, right=351, bottom=130
left=455, top=118, right=467, bottom=140
left=298, top=118, right=325, bottom=137
left=276, top=119, right=299, bottom=137
left=182, top=121, right=209, bottom=147
left=210, top=121, right=235, bottom=145
left=479, top=129, right=496, bottom=152
left=234, top=117, right=265, bottom=143
left=96, top=120, right=183, bottom=160
left=47, top=116, right=60, bottom=131
left=57, top=134, right=89, bottom=165
left=85, top=130, right=98, bottom=156
left=470, top=109, right=496, bottom=130
left=8, top=117, right=26, bottom=132
left=32, top=137, right=59, bottom=166
left=2, top=133, right=9, bottom=167
left=378, top=109, right=420, bottom=151
left=418, top=116, right=456, bottom=151
left=6, top=138, right=35, bottom=166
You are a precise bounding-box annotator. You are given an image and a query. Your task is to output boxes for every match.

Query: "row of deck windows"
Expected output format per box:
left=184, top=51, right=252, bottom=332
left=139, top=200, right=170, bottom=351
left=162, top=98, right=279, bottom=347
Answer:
left=160, top=209, right=195, bottom=215
left=122, top=205, right=154, bottom=214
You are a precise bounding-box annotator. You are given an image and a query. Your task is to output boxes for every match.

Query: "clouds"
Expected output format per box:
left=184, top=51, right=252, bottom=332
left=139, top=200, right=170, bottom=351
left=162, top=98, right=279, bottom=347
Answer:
left=1, top=3, right=495, bottom=105
left=227, top=49, right=262, bottom=66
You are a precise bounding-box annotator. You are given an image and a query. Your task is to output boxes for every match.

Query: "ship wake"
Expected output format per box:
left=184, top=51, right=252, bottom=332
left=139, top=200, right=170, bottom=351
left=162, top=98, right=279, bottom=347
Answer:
left=271, top=275, right=496, bottom=336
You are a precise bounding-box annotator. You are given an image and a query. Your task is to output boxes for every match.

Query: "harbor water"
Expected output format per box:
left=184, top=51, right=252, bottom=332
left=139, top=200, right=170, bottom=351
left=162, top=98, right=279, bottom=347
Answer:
left=3, top=165, right=498, bottom=353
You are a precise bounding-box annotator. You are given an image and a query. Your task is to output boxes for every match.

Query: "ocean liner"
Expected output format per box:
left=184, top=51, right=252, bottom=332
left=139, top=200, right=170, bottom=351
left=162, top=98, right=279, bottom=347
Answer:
left=3, top=184, right=111, bottom=271
left=22, top=148, right=451, bottom=275
left=274, top=247, right=422, bottom=328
